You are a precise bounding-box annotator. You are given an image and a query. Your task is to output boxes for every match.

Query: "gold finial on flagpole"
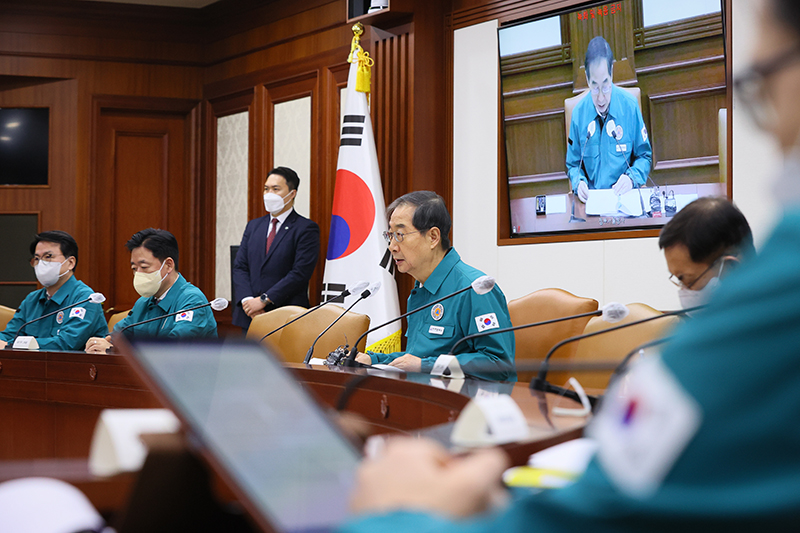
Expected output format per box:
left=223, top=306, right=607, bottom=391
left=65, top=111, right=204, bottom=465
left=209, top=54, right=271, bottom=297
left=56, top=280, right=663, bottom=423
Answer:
left=349, top=22, right=365, bottom=63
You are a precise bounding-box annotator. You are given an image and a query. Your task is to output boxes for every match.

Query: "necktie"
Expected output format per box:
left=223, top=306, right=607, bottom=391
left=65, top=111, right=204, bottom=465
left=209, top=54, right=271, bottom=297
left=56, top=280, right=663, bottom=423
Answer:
left=266, top=218, right=279, bottom=254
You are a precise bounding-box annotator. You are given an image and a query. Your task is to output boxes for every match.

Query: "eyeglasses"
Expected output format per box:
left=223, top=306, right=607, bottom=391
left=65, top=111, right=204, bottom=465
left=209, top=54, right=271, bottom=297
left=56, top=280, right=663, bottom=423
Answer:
left=734, top=44, right=800, bottom=129
left=382, top=230, right=422, bottom=244
left=590, top=82, right=612, bottom=96
left=30, top=253, right=64, bottom=267
left=668, top=256, right=723, bottom=290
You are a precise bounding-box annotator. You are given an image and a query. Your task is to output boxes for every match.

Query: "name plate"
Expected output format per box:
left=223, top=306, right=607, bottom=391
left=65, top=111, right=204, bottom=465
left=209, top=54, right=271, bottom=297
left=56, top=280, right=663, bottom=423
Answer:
left=430, top=354, right=464, bottom=379
left=451, top=394, right=529, bottom=447
left=12, top=336, right=39, bottom=350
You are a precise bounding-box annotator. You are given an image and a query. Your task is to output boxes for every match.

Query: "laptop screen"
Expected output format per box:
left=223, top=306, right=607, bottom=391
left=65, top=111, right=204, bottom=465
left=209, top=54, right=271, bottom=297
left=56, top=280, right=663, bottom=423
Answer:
left=128, top=339, right=361, bottom=533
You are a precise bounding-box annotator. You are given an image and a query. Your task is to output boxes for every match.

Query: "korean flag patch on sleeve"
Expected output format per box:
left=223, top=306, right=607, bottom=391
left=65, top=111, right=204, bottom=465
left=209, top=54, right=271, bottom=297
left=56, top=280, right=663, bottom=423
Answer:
left=69, top=307, right=86, bottom=320
left=176, top=310, right=194, bottom=323
left=475, top=313, right=499, bottom=332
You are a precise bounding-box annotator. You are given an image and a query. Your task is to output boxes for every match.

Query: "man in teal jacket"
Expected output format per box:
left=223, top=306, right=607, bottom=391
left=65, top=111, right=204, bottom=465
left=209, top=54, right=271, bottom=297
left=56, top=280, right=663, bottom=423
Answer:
left=567, top=36, right=651, bottom=202
left=355, top=191, right=515, bottom=382
left=0, top=231, right=107, bottom=351
left=85, top=228, right=216, bottom=353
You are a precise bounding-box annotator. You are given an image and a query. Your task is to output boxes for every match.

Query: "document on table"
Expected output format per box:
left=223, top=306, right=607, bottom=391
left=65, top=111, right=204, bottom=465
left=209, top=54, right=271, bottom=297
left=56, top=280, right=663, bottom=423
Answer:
left=545, top=194, right=567, bottom=214
left=585, top=188, right=645, bottom=217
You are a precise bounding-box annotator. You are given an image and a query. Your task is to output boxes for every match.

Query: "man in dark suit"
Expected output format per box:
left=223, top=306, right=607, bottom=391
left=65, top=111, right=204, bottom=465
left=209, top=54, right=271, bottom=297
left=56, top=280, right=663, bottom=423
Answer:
left=232, top=166, right=320, bottom=330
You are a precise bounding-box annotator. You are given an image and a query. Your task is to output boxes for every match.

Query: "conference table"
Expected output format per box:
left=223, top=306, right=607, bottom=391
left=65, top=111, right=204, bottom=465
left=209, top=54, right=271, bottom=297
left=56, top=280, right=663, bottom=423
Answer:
left=0, top=347, right=590, bottom=515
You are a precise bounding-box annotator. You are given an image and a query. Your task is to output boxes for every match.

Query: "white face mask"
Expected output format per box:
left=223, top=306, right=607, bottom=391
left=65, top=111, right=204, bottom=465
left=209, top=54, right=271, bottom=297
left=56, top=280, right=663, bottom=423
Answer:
left=133, top=261, right=168, bottom=298
left=677, top=259, right=725, bottom=312
left=35, top=258, right=70, bottom=288
left=263, top=191, right=293, bottom=213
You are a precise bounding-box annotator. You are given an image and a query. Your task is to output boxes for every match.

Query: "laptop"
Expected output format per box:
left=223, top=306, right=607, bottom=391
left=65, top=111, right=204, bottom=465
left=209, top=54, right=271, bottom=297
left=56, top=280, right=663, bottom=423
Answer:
left=119, top=337, right=362, bottom=533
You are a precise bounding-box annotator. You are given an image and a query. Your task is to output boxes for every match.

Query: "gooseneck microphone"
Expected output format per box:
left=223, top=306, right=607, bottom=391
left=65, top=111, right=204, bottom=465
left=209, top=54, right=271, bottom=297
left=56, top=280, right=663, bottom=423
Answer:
left=447, top=302, right=629, bottom=356
left=343, top=275, right=496, bottom=367
left=260, top=281, right=369, bottom=342
left=303, top=282, right=380, bottom=364
left=530, top=305, right=704, bottom=398
left=6, top=292, right=106, bottom=348
left=119, top=298, right=228, bottom=334
left=608, top=335, right=674, bottom=388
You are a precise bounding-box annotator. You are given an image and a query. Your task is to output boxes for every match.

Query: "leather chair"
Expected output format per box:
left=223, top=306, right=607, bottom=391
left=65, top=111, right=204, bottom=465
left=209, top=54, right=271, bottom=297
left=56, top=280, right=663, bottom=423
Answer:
left=246, top=305, right=307, bottom=348
left=107, top=310, right=131, bottom=332
left=568, top=303, right=680, bottom=391
left=507, top=288, right=599, bottom=383
left=278, top=306, right=370, bottom=364
left=0, top=305, right=16, bottom=331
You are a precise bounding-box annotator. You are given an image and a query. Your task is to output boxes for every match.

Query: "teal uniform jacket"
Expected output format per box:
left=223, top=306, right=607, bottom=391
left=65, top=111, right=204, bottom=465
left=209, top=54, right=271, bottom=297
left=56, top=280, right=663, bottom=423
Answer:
left=368, top=249, right=515, bottom=382
left=0, top=275, right=108, bottom=351
left=566, top=85, right=652, bottom=192
left=113, top=274, right=217, bottom=339
left=341, top=208, right=800, bottom=531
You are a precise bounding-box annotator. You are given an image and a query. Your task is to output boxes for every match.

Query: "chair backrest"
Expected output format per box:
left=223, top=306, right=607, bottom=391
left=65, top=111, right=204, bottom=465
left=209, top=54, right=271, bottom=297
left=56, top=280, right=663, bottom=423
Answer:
left=0, top=305, right=16, bottom=331
left=568, top=303, right=680, bottom=391
left=278, top=306, right=370, bottom=364
left=107, top=310, right=130, bottom=331
left=246, top=305, right=307, bottom=347
left=507, top=288, right=599, bottom=383
left=564, top=86, right=642, bottom=142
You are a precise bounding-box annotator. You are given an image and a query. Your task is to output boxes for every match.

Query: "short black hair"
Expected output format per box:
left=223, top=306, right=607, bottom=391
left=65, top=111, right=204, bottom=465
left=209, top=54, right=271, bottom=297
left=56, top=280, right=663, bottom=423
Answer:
left=584, top=36, right=614, bottom=78
left=659, top=197, right=755, bottom=264
left=126, top=228, right=180, bottom=271
left=30, top=230, right=79, bottom=270
left=267, top=166, right=300, bottom=191
left=387, top=191, right=452, bottom=251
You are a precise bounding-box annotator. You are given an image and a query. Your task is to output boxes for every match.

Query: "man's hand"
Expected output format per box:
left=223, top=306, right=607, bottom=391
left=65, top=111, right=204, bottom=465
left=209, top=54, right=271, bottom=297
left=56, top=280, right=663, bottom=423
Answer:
left=577, top=181, right=589, bottom=203
left=0, top=340, right=6, bottom=349
left=85, top=336, right=113, bottom=354
left=355, top=353, right=372, bottom=365
left=242, top=297, right=267, bottom=317
left=350, top=437, right=509, bottom=518
left=612, top=174, right=633, bottom=195
left=388, top=354, right=422, bottom=372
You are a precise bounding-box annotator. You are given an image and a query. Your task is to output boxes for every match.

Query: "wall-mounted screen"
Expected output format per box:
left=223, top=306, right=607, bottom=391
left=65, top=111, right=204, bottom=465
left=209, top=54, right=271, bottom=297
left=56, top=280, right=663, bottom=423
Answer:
left=500, top=0, right=726, bottom=238
left=0, top=107, right=49, bottom=186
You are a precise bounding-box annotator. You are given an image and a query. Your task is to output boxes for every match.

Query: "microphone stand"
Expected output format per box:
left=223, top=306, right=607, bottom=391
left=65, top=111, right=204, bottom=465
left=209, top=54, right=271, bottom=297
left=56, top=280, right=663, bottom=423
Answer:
left=343, top=284, right=479, bottom=367
left=6, top=295, right=103, bottom=349
left=304, top=292, right=368, bottom=364
left=260, top=289, right=354, bottom=342
left=530, top=306, right=703, bottom=397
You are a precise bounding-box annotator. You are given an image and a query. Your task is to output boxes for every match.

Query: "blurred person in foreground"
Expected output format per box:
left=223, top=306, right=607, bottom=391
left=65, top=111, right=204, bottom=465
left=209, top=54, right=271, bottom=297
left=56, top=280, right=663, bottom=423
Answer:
left=341, top=1, right=800, bottom=530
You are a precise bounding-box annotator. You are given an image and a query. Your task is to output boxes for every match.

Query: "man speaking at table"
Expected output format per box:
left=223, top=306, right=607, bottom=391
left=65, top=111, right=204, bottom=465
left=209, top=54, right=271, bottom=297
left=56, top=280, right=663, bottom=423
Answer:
left=355, top=191, right=515, bottom=381
left=566, top=36, right=652, bottom=203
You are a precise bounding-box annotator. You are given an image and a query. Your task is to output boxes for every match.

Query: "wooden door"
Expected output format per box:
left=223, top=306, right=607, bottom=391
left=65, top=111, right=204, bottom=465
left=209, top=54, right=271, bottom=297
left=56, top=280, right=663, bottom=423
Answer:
left=92, top=103, right=198, bottom=313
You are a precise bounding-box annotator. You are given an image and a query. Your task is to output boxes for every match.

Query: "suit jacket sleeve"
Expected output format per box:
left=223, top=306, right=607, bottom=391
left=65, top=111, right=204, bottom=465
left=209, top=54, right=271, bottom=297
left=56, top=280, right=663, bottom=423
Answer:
left=267, top=220, right=321, bottom=306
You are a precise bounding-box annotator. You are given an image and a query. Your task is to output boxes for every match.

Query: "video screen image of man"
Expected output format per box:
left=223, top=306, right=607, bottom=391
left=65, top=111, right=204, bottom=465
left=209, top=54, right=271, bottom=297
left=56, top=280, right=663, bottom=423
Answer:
left=566, top=36, right=652, bottom=203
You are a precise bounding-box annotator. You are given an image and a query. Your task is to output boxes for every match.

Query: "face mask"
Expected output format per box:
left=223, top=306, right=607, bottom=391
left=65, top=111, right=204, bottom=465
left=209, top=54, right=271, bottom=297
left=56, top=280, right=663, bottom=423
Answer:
left=35, top=258, right=70, bottom=288
left=678, top=262, right=722, bottom=312
left=263, top=191, right=293, bottom=213
left=133, top=261, right=168, bottom=298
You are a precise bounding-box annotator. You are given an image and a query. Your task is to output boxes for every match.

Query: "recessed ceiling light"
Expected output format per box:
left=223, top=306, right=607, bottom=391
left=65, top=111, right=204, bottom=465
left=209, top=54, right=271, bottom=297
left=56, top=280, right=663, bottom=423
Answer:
left=0, top=136, right=11, bottom=141
left=6, top=122, right=20, bottom=128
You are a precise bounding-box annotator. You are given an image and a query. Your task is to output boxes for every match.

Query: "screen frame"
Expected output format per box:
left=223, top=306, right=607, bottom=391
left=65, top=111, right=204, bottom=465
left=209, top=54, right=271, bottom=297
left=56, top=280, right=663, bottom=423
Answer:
left=494, top=0, right=732, bottom=245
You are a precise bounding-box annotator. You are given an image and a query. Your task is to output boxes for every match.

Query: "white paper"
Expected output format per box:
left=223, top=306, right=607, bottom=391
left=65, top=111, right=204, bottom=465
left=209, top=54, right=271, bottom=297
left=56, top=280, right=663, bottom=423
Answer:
left=545, top=194, right=567, bottom=214
left=527, top=437, right=599, bottom=475
left=585, top=188, right=645, bottom=217
left=370, top=363, right=404, bottom=373
left=675, top=193, right=699, bottom=212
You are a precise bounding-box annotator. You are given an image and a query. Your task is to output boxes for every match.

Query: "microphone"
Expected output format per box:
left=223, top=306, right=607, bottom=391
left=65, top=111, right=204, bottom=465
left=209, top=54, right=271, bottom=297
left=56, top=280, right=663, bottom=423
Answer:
left=342, top=275, right=496, bottom=367
left=530, top=305, right=704, bottom=405
left=303, top=282, right=380, bottom=364
left=608, top=336, right=673, bottom=388
left=447, top=302, right=629, bottom=357
left=260, top=281, right=368, bottom=342
left=6, top=293, right=106, bottom=348
left=119, top=297, right=228, bottom=334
